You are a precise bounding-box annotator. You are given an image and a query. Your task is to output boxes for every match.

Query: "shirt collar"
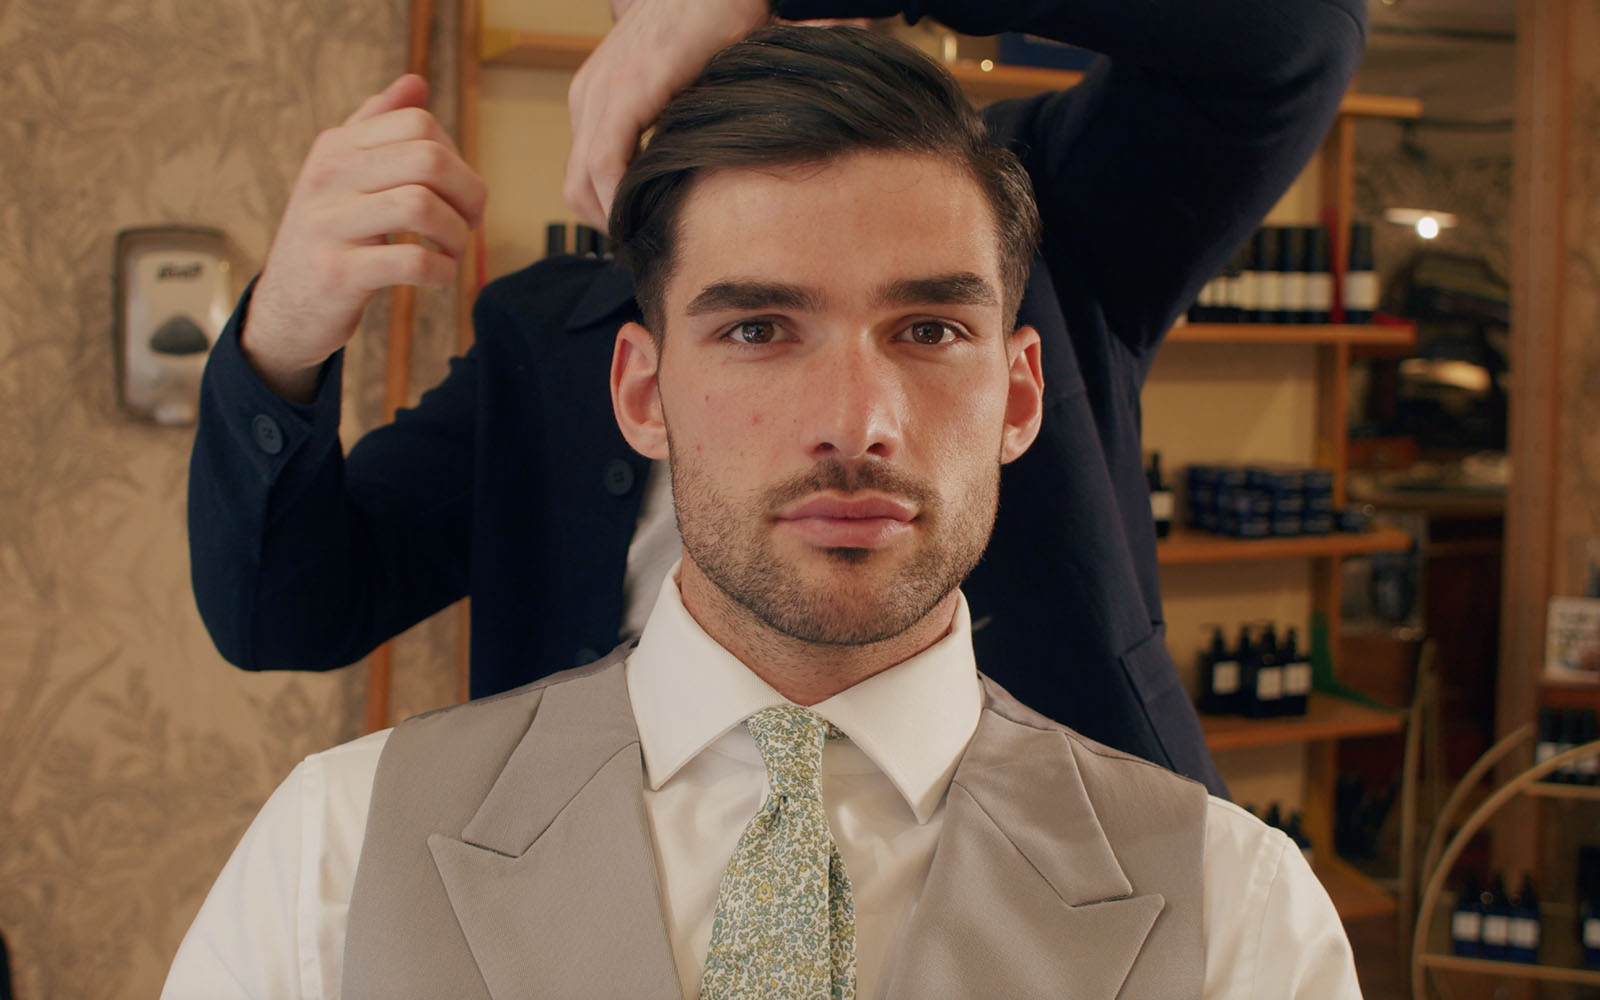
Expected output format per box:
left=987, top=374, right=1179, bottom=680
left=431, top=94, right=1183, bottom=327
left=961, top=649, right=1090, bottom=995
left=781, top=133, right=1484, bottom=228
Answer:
left=625, top=564, right=983, bottom=824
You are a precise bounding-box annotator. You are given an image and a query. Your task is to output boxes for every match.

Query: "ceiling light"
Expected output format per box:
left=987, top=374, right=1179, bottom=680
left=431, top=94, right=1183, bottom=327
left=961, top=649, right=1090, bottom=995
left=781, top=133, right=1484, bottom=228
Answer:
left=1383, top=207, right=1459, bottom=239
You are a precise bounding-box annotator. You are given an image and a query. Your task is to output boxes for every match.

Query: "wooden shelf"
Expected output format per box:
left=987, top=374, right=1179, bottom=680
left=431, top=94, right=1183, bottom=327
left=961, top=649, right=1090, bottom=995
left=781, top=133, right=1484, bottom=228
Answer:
left=479, top=31, right=1424, bottom=119
left=1157, top=527, right=1412, bottom=565
left=1168, top=322, right=1417, bottom=347
left=1524, top=781, right=1600, bottom=802
left=1417, top=954, right=1600, bottom=987
left=1316, top=856, right=1398, bottom=921
left=947, top=59, right=1083, bottom=100
left=1201, top=693, right=1404, bottom=752
left=481, top=28, right=594, bottom=70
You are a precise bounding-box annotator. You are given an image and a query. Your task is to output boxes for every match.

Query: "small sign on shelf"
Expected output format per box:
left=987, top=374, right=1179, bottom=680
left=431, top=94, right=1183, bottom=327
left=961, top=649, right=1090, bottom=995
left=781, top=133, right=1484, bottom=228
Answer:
left=1546, top=596, right=1600, bottom=685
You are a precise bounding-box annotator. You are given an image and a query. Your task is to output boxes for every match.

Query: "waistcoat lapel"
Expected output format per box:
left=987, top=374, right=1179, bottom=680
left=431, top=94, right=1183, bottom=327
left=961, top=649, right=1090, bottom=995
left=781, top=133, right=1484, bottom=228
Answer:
left=883, top=708, right=1168, bottom=1000
left=427, top=665, right=681, bottom=1000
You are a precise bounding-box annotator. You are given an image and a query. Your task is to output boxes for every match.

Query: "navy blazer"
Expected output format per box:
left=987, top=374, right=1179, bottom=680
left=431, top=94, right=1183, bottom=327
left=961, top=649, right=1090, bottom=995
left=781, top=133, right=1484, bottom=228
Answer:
left=188, top=0, right=1365, bottom=798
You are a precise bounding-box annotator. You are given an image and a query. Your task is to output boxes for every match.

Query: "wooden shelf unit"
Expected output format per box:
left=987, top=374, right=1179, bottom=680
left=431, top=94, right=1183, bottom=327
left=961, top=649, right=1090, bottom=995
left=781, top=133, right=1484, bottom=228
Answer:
left=1201, top=693, right=1404, bottom=752
left=1167, top=322, right=1417, bottom=347
left=1157, top=527, right=1411, bottom=566
left=478, top=31, right=1425, bottom=121
left=1417, top=954, right=1600, bottom=987
left=1523, top=781, right=1600, bottom=802
left=1412, top=738, right=1600, bottom=994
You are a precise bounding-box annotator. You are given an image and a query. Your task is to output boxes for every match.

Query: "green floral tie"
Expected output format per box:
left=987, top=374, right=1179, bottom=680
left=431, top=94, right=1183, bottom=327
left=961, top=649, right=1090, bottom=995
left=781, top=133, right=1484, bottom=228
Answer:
left=700, top=705, right=857, bottom=1000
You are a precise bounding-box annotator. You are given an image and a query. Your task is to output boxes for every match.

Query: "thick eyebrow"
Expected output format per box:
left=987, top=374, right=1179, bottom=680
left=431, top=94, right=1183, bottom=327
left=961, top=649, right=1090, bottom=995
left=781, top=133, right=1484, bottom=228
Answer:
left=685, top=280, right=824, bottom=316
left=872, top=272, right=999, bottom=310
left=682, top=271, right=1000, bottom=317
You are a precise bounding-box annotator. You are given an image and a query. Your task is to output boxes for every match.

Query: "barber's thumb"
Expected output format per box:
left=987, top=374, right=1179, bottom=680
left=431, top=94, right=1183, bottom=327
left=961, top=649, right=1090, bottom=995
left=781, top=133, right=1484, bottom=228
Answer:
left=345, top=74, right=430, bottom=124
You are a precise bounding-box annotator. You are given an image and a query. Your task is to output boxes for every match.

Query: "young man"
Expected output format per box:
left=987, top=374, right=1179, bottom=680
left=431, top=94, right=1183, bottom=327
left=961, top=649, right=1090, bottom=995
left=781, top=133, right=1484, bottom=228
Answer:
left=166, top=28, right=1359, bottom=999
left=187, top=0, right=1362, bottom=796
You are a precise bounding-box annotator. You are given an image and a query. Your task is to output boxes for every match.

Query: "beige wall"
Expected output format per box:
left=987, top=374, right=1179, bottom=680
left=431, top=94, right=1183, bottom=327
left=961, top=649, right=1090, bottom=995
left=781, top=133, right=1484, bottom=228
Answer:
left=0, top=1, right=473, bottom=994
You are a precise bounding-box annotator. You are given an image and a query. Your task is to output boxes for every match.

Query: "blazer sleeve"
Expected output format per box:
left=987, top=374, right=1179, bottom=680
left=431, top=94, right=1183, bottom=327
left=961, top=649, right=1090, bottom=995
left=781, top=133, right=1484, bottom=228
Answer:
left=187, top=280, right=475, bottom=671
left=778, top=0, right=1367, bottom=372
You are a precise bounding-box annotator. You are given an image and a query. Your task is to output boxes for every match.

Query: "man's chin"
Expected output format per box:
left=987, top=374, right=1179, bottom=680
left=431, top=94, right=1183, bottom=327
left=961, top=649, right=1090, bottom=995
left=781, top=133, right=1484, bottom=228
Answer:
left=818, top=546, right=873, bottom=565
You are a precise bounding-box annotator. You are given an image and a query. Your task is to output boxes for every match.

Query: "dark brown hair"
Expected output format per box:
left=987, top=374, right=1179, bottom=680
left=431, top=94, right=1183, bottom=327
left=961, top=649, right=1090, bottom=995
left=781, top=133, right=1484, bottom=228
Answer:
left=609, top=24, right=1041, bottom=336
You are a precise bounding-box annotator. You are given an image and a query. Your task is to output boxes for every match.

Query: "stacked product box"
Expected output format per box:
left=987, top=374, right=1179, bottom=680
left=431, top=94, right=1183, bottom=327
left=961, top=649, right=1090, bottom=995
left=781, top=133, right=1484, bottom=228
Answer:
left=1186, top=464, right=1336, bottom=538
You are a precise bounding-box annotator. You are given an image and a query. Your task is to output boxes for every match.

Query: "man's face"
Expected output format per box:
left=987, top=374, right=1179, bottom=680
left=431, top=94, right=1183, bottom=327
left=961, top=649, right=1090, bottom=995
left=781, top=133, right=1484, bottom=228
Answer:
left=612, top=152, right=1043, bottom=648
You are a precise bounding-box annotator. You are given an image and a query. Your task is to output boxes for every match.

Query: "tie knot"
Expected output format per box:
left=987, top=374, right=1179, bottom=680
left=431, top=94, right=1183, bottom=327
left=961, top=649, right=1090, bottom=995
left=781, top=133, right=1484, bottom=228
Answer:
left=744, top=705, right=841, bottom=802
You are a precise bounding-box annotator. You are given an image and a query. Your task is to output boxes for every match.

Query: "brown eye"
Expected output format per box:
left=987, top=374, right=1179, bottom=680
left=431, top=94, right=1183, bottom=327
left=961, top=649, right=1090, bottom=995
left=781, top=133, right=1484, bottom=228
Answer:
left=907, top=321, right=955, bottom=345
left=729, top=321, right=777, bottom=344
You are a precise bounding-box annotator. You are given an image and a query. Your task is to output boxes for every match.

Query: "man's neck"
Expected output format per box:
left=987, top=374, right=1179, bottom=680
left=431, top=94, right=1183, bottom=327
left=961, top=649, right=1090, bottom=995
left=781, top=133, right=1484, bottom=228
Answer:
left=676, top=561, right=959, bottom=706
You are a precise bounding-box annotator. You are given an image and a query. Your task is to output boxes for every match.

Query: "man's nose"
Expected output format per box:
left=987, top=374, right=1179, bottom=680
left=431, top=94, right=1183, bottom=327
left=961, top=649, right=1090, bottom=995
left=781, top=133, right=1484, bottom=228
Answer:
left=805, top=340, right=904, bottom=463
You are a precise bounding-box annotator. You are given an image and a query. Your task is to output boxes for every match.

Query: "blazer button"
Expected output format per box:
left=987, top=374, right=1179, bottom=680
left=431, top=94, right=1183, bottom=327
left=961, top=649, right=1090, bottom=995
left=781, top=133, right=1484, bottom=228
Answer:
left=251, top=414, right=284, bottom=455
left=602, top=458, right=634, bottom=496
left=576, top=646, right=600, bottom=666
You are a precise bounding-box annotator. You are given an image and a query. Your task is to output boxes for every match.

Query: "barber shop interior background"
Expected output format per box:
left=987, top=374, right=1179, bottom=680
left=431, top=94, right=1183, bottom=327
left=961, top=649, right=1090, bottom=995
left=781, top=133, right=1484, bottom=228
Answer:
left=1, top=0, right=1598, bottom=996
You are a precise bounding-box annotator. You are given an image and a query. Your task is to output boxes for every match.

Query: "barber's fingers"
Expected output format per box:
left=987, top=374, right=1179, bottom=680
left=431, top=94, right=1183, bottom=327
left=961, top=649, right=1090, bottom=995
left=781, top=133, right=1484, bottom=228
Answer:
left=341, top=241, right=459, bottom=292
left=343, top=74, right=430, bottom=127
left=341, top=103, right=462, bottom=157
left=328, top=185, right=473, bottom=261
left=349, top=140, right=487, bottom=228
left=563, top=0, right=773, bottom=230
left=564, top=83, right=633, bottom=229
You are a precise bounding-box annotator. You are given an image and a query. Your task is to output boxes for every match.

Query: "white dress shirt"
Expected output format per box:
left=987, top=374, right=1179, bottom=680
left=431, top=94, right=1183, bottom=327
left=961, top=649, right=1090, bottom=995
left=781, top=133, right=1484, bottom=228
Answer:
left=164, top=571, right=1361, bottom=999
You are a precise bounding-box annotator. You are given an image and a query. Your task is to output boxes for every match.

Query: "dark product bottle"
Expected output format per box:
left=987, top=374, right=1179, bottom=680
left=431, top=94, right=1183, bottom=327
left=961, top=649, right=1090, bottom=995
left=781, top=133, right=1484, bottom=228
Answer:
left=1280, top=626, right=1312, bottom=717
left=1147, top=452, right=1174, bottom=539
left=1508, top=874, right=1541, bottom=963
left=1555, top=708, right=1581, bottom=784
left=1232, top=625, right=1258, bottom=714
left=1479, top=873, right=1511, bottom=960
left=1577, top=709, right=1599, bottom=786
left=544, top=222, right=568, bottom=258
left=1235, top=239, right=1261, bottom=323
left=574, top=224, right=604, bottom=257
left=1451, top=870, right=1483, bottom=958
left=1343, top=221, right=1378, bottom=323
left=1221, top=245, right=1248, bottom=323
left=1247, top=623, right=1285, bottom=718
left=1199, top=626, right=1242, bottom=715
left=1585, top=898, right=1600, bottom=968
left=1250, top=227, right=1284, bottom=324
left=1583, top=847, right=1600, bottom=967
left=1535, top=706, right=1562, bottom=781
left=1306, top=226, right=1333, bottom=324
left=1263, top=801, right=1283, bottom=831
left=1278, top=225, right=1308, bottom=324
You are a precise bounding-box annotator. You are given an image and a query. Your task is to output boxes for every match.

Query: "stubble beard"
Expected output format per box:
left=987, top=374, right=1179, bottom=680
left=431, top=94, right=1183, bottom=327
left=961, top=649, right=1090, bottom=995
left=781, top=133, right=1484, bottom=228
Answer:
left=669, top=445, right=999, bottom=647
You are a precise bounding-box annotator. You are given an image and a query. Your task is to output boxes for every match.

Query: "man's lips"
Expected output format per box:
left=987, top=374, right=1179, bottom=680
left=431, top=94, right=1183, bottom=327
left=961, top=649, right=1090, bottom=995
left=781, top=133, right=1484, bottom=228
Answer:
left=775, top=495, right=917, bottom=548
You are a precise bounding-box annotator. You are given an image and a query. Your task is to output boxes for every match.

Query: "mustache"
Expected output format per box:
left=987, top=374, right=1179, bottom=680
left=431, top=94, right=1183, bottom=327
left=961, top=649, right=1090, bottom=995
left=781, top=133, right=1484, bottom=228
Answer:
left=761, top=459, right=936, bottom=512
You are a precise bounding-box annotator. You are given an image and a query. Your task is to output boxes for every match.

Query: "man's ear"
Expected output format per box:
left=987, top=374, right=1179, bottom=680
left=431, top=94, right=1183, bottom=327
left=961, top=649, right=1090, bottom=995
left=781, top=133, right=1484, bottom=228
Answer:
left=611, top=321, right=669, bottom=460
left=1000, top=325, right=1044, bottom=464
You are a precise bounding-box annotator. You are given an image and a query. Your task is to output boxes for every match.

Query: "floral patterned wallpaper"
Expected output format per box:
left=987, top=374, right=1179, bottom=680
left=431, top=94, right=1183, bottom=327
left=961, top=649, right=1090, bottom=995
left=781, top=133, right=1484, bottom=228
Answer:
left=0, top=1, right=463, bottom=995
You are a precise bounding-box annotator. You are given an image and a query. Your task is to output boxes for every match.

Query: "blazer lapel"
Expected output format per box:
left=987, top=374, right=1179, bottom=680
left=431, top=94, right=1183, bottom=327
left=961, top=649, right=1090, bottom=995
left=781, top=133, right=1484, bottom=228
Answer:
left=885, top=708, right=1165, bottom=1000
left=428, top=666, right=681, bottom=1000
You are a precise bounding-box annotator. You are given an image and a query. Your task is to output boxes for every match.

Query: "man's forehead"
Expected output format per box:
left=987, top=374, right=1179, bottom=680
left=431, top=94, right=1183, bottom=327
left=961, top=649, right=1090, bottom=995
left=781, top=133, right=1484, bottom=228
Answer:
left=667, top=152, right=1003, bottom=312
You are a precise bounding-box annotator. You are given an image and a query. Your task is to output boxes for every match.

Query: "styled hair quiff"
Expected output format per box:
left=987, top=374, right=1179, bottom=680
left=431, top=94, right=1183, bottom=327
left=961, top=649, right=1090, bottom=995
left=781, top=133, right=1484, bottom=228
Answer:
left=609, top=24, right=1042, bottom=336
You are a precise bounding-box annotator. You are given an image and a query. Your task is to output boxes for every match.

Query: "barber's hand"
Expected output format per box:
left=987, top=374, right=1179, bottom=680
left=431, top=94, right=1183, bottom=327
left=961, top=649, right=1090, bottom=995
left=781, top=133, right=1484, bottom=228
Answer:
left=242, top=75, right=487, bottom=402
left=564, top=0, right=771, bottom=230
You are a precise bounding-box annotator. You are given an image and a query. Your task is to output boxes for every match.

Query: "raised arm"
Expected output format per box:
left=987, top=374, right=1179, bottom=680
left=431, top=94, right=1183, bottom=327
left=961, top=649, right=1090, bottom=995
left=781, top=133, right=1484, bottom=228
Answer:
left=189, top=76, right=486, bottom=671
left=780, top=0, right=1367, bottom=362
